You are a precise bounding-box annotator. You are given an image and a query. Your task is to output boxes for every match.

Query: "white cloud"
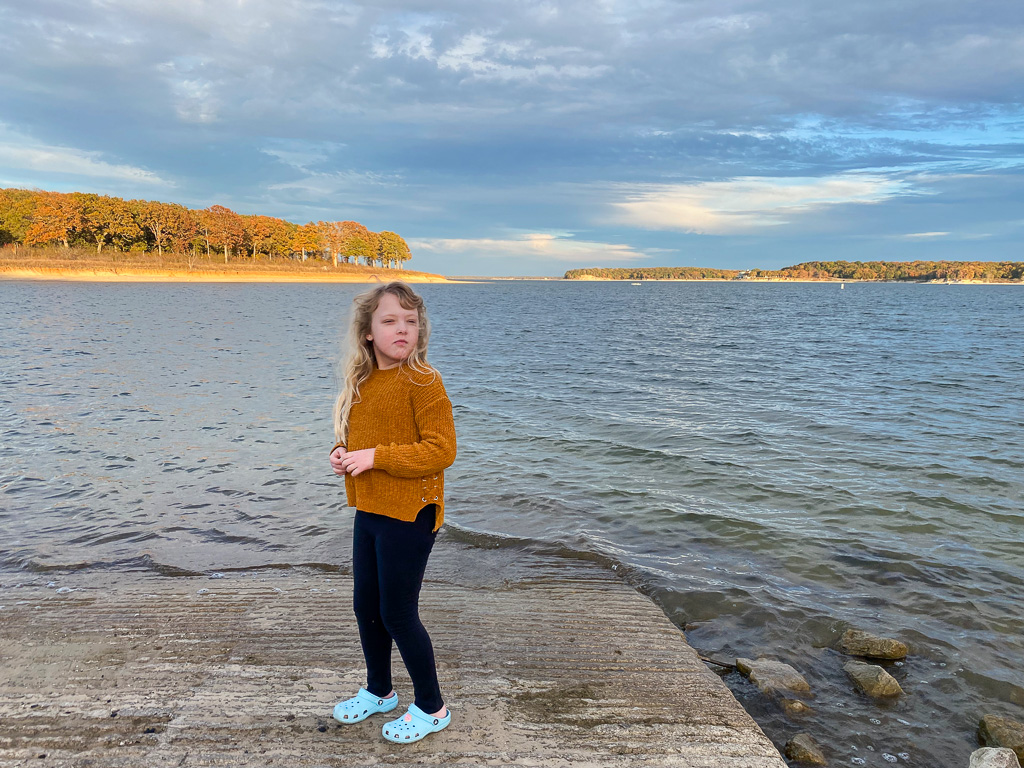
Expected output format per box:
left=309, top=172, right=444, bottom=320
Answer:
left=898, top=231, right=950, bottom=239
left=610, top=174, right=914, bottom=235
left=157, top=60, right=221, bottom=123
left=410, top=232, right=649, bottom=263
left=267, top=169, right=398, bottom=197
left=0, top=123, right=166, bottom=184
left=370, top=25, right=610, bottom=83
left=260, top=139, right=348, bottom=172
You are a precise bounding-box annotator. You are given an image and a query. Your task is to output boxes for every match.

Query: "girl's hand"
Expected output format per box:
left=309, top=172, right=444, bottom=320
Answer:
left=329, top=446, right=347, bottom=476
left=340, top=448, right=375, bottom=477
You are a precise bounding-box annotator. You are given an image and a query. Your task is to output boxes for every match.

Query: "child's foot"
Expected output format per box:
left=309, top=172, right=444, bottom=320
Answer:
left=382, top=703, right=451, bottom=743
left=333, top=688, right=398, bottom=724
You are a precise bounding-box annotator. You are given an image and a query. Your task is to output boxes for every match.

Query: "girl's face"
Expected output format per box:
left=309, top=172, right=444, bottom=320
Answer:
left=367, top=292, right=420, bottom=369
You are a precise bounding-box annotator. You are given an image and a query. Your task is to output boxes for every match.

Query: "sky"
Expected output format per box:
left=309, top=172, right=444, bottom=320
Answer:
left=1, top=0, right=1022, bottom=276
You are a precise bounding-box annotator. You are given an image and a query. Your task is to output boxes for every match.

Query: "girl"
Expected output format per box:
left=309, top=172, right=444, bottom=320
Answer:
left=328, top=281, right=456, bottom=744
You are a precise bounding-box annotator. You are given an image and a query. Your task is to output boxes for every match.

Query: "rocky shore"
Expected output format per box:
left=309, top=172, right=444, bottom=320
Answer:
left=727, top=629, right=1024, bottom=767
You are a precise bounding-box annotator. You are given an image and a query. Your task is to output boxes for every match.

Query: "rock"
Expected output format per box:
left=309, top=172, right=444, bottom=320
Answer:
left=782, top=698, right=813, bottom=716
left=735, top=657, right=811, bottom=696
left=843, top=660, right=903, bottom=698
left=784, top=733, right=827, bottom=765
left=979, top=715, right=1024, bottom=762
left=837, top=629, right=908, bottom=660
left=971, top=747, right=1022, bottom=768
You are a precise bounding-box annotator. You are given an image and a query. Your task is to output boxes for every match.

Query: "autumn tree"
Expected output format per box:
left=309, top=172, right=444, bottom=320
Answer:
left=24, top=192, right=86, bottom=248
left=138, top=200, right=182, bottom=257
left=316, top=220, right=339, bottom=264
left=244, top=215, right=270, bottom=258
left=377, top=231, right=411, bottom=269
left=339, top=221, right=373, bottom=265
left=85, top=195, right=142, bottom=253
left=291, top=222, right=320, bottom=261
left=204, top=205, right=245, bottom=263
left=165, top=205, right=199, bottom=254
left=364, top=231, right=381, bottom=267
left=0, top=188, right=36, bottom=245
left=244, top=215, right=293, bottom=259
left=267, top=218, right=295, bottom=260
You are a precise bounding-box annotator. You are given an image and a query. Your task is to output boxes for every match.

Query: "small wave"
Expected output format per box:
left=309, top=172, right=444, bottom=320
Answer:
left=17, top=554, right=204, bottom=577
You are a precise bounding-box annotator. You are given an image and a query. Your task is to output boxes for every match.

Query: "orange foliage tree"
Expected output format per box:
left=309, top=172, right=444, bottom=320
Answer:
left=24, top=192, right=86, bottom=248
left=203, top=205, right=245, bottom=263
left=85, top=195, right=142, bottom=253
left=291, top=222, right=320, bottom=261
left=1, top=187, right=415, bottom=270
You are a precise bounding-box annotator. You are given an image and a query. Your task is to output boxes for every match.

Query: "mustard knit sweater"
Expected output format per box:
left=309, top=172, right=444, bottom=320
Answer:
left=334, top=365, right=456, bottom=532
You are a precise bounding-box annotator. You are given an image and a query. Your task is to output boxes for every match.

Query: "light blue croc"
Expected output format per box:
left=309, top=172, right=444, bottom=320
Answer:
left=333, top=688, right=398, bottom=724
left=382, top=703, right=451, bottom=743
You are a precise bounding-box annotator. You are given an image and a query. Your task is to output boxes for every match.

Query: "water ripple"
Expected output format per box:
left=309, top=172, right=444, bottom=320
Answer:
left=1, top=279, right=1022, bottom=766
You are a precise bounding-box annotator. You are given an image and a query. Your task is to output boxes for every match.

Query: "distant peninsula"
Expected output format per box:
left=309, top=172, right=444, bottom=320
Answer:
left=565, top=261, right=1024, bottom=283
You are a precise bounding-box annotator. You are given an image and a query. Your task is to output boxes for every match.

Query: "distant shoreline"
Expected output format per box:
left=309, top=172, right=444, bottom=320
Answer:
left=566, top=260, right=1024, bottom=284
left=3, top=267, right=1021, bottom=286
left=568, top=276, right=1024, bottom=285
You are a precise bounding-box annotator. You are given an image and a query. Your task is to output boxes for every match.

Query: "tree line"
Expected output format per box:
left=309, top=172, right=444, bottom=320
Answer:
left=566, top=260, right=1024, bottom=282
left=0, top=188, right=413, bottom=268
left=564, top=266, right=741, bottom=280
left=749, top=260, right=1024, bottom=281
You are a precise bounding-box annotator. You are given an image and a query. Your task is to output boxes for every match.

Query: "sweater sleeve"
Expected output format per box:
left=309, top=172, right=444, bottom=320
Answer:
left=373, top=378, right=456, bottom=478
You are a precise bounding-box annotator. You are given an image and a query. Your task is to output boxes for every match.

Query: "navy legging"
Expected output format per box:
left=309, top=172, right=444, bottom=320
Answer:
left=352, top=505, right=443, bottom=714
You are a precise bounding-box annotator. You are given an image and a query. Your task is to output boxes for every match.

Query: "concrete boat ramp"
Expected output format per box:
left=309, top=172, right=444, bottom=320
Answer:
left=0, top=544, right=786, bottom=767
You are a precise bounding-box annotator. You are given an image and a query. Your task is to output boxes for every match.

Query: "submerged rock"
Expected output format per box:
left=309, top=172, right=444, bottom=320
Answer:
left=979, top=715, right=1024, bottom=762
left=843, top=660, right=903, bottom=698
left=837, top=629, right=908, bottom=660
left=781, top=698, right=813, bottom=716
left=784, top=733, right=827, bottom=765
left=971, top=747, right=1021, bottom=768
left=735, top=657, right=811, bottom=696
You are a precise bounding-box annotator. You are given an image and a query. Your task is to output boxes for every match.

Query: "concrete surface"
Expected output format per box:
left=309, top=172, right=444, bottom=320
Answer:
left=0, top=551, right=787, bottom=767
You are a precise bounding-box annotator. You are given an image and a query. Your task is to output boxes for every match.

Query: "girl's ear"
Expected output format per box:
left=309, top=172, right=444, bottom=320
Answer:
left=366, top=334, right=373, bottom=341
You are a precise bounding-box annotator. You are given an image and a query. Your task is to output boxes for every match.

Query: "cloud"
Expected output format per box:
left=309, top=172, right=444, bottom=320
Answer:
left=0, top=123, right=166, bottom=185
left=410, top=232, right=650, bottom=263
left=267, top=170, right=399, bottom=197
left=371, top=26, right=611, bottom=84
left=609, top=174, right=914, bottom=234
left=260, top=139, right=346, bottom=172
left=1, top=1, right=1022, bottom=272
left=157, top=59, right=220, bottom=124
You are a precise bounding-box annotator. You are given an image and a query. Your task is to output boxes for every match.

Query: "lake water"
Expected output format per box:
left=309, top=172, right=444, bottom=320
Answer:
left=2, top=279, right=1022, bottom=765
